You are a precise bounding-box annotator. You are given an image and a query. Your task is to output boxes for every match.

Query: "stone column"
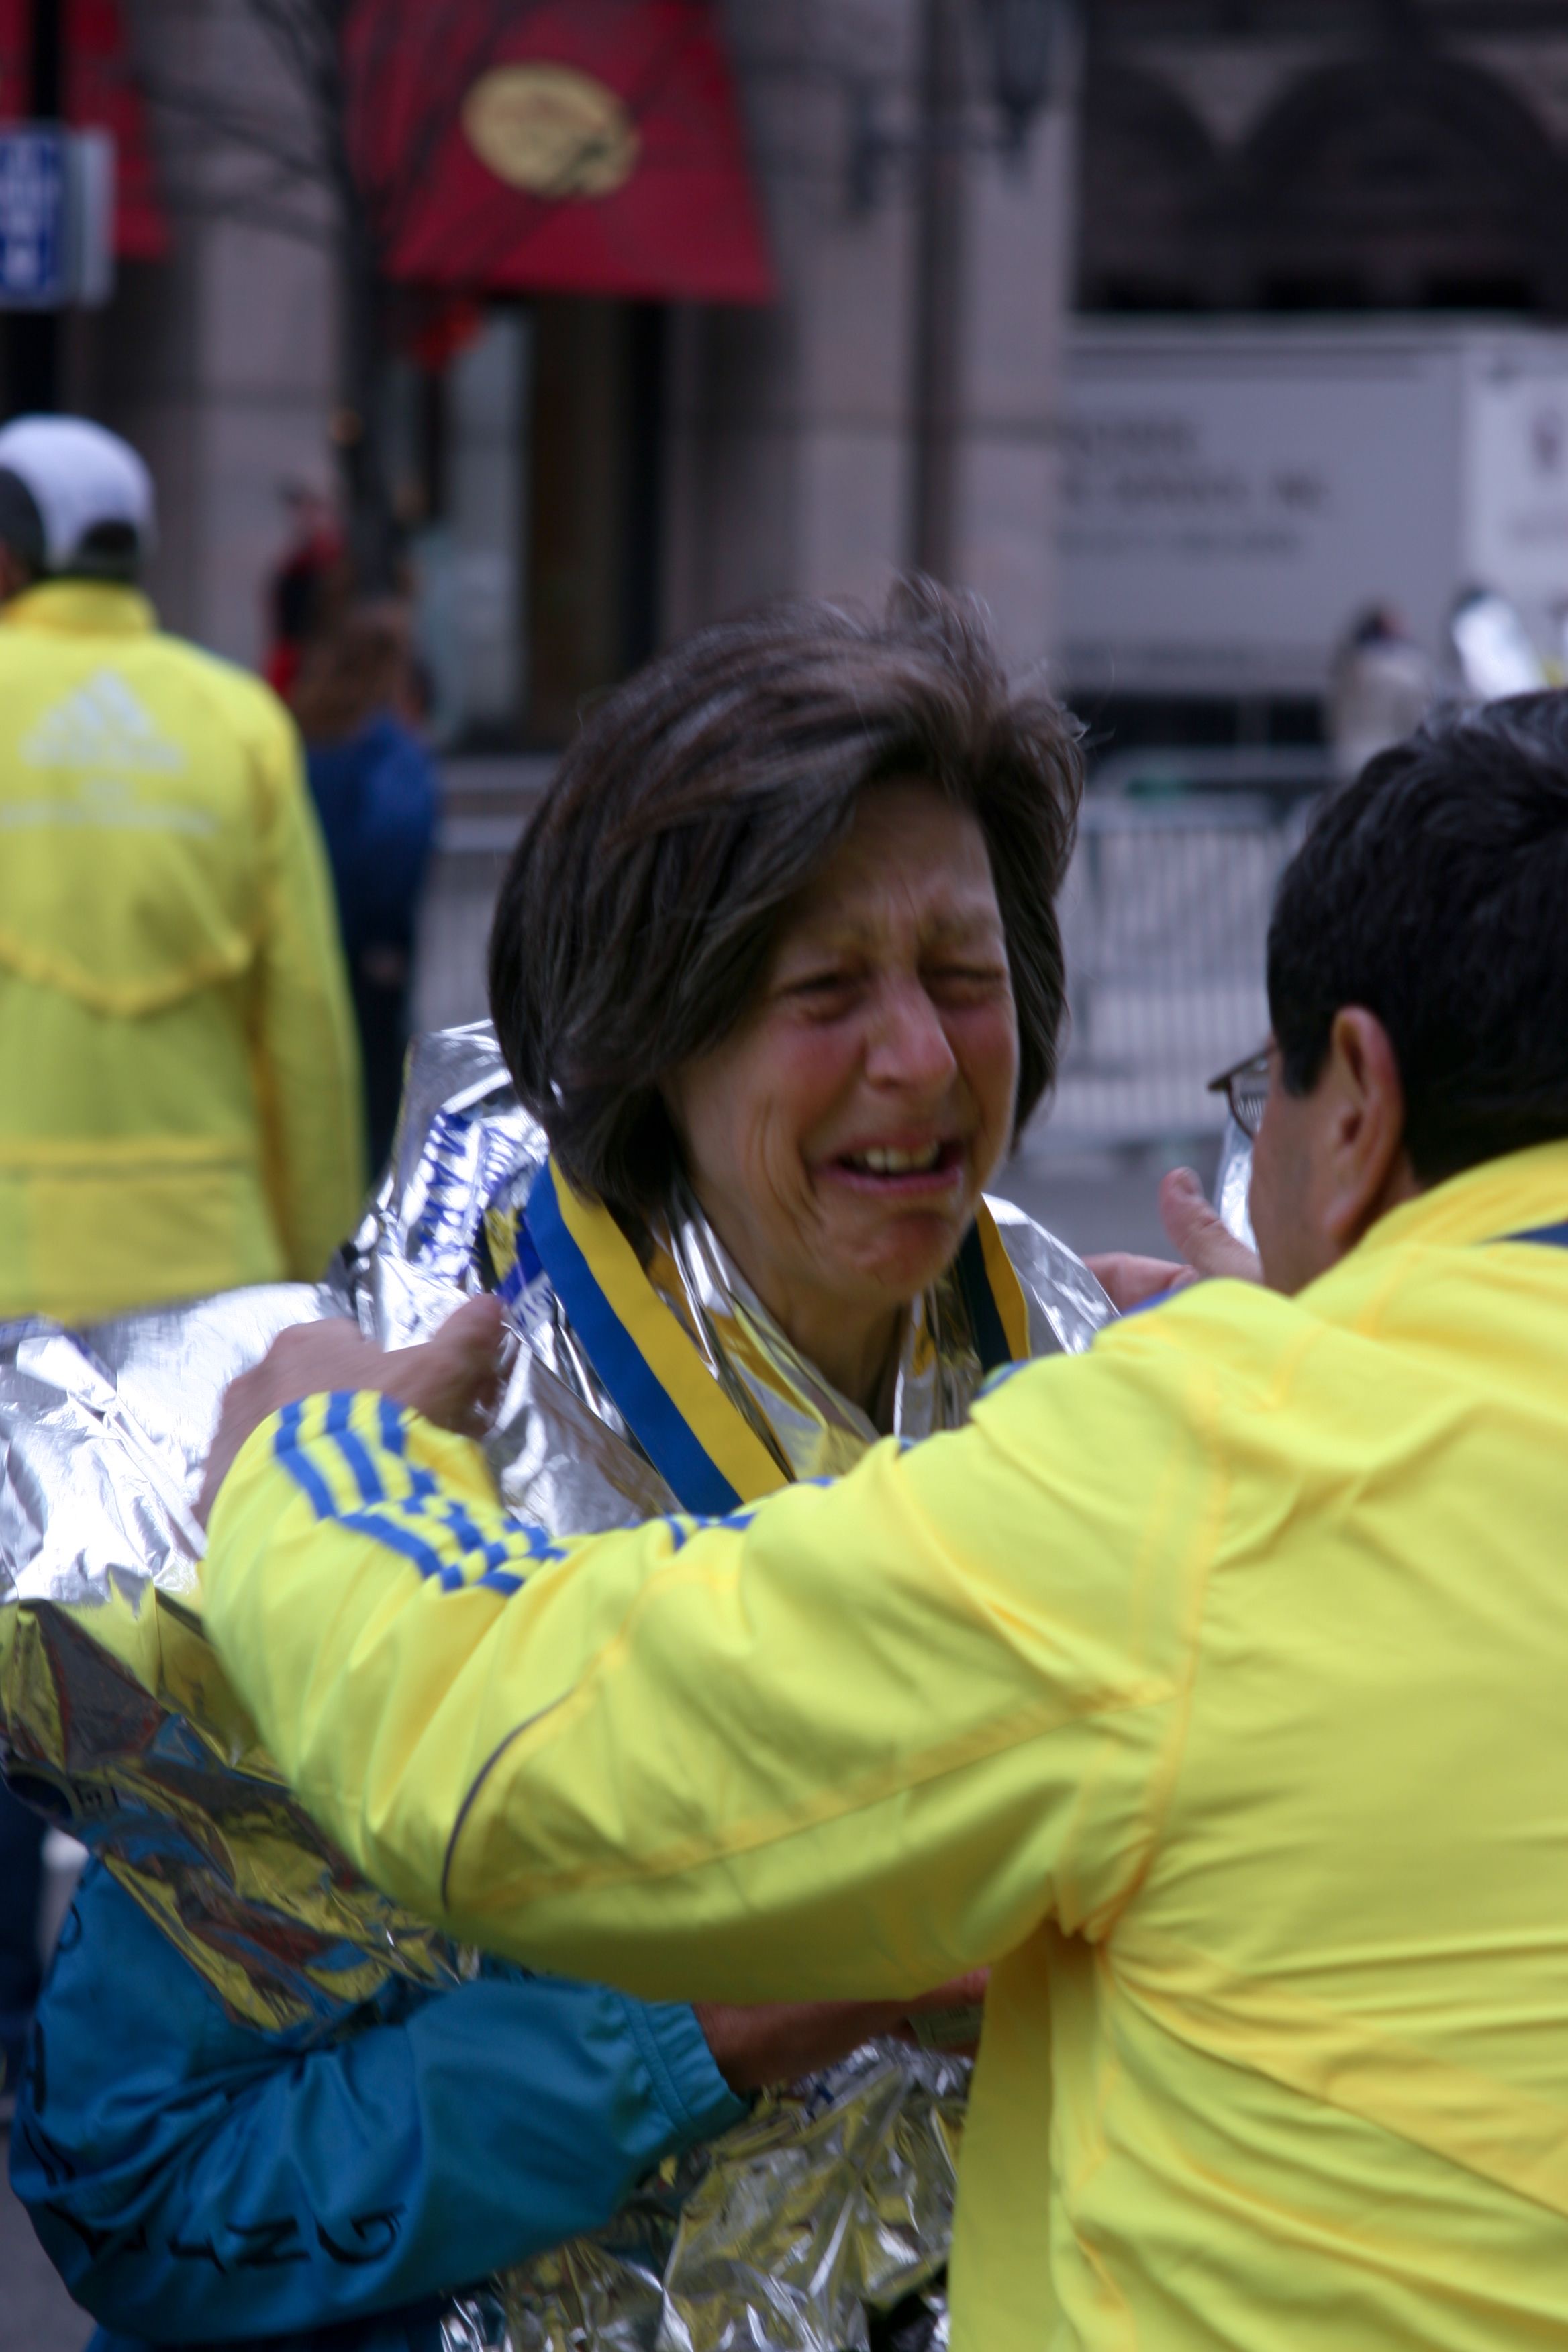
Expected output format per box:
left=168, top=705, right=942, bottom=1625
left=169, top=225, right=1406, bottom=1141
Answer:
left=662, top=0, right=923, bottom=634
left=103, top=0, right=338, bottom=665
left=948, top=68, right=1079, bottom=674
left=663, top=0, right=1077, bottom=677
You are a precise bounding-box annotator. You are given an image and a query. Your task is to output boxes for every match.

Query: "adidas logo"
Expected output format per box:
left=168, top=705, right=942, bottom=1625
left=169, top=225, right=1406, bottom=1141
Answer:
left=21, top=669, right=187, bottom=775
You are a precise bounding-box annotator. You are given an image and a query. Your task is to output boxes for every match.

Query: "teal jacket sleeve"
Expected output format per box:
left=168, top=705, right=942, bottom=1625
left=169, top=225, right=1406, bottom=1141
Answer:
left=9, top=1863, right=744, bottom=2345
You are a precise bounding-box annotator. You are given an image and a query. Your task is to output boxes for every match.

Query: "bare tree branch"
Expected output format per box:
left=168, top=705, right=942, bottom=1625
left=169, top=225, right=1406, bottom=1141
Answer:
left=142, top=3, right=571, bottom=268
left=139, top=75, right=328, bottom=181
left=352, top=0, right=529, bottom=254
left=160, top=183, right=335, bottom=244
left=136, top=0, right=585, bottom=584
left=248, top=0, right=337, bottom=101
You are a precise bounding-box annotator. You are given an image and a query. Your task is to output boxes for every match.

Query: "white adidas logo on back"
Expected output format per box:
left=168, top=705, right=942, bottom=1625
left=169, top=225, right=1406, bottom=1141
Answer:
left=21, top=669, right=187, bottom=775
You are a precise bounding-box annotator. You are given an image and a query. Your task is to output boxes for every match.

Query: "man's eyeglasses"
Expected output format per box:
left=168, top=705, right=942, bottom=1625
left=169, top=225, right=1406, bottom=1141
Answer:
left=1208, top=1046, right=1272, bottom=1141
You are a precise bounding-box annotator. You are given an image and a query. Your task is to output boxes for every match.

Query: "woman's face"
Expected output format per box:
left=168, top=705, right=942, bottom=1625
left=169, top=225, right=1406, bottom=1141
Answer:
left=661, top=780, right=1020, bottom=1361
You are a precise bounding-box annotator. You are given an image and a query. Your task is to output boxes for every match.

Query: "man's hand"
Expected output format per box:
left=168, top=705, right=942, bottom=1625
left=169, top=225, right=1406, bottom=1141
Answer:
left=1157, top=1165, right=1262, bottom=1283
left=196, top=1295, right=507, bottom=1524
left=1085, top=1250, right=1190, bottom=1314
left=695, top=1971, right=989, bottom=2093
left=1087, top=1165, right=1263, bottom=1310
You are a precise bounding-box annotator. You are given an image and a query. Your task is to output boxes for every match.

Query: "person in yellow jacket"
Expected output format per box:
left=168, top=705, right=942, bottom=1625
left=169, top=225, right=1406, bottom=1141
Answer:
left=0, top=415, right=363, bottom=1326
left=201, top=693, right=1568, bottom=2351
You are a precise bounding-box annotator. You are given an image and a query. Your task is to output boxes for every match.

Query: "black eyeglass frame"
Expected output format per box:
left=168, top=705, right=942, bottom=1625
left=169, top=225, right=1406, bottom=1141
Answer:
left=1207, top=1046, right=1273, bottom=1140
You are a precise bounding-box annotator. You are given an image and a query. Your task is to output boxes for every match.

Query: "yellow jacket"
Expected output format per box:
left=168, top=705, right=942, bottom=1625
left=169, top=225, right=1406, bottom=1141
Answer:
left=0, top=581, right=362, bottom=1322
left=206, top=1140, right=1568, bottom=2351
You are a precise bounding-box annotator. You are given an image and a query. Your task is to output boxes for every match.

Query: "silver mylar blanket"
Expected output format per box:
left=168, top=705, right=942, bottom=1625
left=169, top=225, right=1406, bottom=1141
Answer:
left=1215, top=1114, right=1257, bottom=1251
left=0, top=1022, right=1112, bottom=2352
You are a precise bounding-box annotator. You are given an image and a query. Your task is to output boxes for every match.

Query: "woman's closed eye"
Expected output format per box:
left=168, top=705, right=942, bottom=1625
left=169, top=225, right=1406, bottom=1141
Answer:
left=779, top=959, right=1008, bottom=1014
left=925, top=959, right=1010, bottom=1001
left=781, top=966, right=863, bottom=1011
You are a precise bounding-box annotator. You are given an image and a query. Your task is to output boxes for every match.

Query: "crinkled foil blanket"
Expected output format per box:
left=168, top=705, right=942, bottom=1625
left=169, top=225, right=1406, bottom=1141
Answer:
left=0, top=1021, right=1118, bottom=2352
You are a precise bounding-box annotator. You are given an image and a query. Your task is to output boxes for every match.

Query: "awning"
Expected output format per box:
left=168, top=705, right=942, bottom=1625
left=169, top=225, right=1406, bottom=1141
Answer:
left=0, top=0, right=167, bottom=260
left=346, top=0, right=774, bottom=306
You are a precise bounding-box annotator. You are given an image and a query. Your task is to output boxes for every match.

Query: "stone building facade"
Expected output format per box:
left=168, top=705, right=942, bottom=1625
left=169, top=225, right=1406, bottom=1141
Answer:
left=29, top=3, right=340, bottom=673
left=21, top=2, right=1568, bottom=733
left=17, top=0, right=1077, bottom=729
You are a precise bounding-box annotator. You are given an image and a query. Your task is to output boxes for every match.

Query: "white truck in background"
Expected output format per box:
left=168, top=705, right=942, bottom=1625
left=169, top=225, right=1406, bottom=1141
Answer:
left=1058, top=319, right=1568, bottom=707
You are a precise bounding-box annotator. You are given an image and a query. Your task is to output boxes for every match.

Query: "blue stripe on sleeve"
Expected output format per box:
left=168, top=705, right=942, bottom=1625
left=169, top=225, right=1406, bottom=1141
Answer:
left=376, top=1397, right=441, bottom=1506
left=273, top=1400, right=339, bottom=1520
left=325, top=1389, right=385, bottom=1505
left=337, top=1508, right=463, bottom=1589
left=271, top=1393, right=560, bottom=1594
left=439, top=1495, right=494, bottom=1557
left=517, top=1522, right=569, bottom=1564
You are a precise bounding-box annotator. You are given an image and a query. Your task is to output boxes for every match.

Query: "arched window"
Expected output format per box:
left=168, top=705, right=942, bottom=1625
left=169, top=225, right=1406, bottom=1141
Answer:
left=1238, top=58, right=1568, bottom=315
left=1078, top=66, right=1221, bottom=313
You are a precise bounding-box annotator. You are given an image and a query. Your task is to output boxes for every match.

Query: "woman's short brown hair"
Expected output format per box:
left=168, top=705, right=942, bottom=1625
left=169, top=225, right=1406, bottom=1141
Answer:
left=489, top=575, right=1082, bottom=1216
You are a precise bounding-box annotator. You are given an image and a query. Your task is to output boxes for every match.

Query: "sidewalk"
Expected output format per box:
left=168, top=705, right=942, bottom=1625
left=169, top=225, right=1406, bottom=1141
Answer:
left=0, top=2137, right=91, bottom=2352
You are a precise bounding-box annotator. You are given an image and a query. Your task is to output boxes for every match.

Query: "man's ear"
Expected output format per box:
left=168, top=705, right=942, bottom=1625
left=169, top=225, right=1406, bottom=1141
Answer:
left=1320, top=1008, right=1418, bottom=1252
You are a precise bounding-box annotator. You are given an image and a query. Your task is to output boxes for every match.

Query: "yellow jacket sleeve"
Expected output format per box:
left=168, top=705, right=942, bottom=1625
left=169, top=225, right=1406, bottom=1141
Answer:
left=248, top=699, right=365, bottom=1275
left=204, top=1337, right=1214, bottom=2003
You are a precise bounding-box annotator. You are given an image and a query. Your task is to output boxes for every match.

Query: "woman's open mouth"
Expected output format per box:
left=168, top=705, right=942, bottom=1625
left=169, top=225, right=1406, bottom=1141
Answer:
left=825, top=1138, right=966, bottom=1193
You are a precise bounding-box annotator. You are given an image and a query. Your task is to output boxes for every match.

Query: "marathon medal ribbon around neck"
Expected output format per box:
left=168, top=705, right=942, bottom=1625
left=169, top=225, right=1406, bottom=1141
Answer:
left=524, top=1156, right=787, bottom=1515
left=957, top=1198, right=1032, bottom=1372
left=524, top=1153, right=1032, bottom=1515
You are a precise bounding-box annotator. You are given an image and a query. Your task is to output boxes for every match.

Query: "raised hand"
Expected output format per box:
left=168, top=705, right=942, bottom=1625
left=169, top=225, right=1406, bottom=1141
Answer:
left=1086, top=1165, right=1263, bottom=1311
left=196, top=1295, right=508, bottom=1524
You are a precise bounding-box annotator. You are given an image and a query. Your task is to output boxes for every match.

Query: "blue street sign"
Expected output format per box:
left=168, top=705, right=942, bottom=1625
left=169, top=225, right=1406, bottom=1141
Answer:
left=0, top=126, right=68, bottom=307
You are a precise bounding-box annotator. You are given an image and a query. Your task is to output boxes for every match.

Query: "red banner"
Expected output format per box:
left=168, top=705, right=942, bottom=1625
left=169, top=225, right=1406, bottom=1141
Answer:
left=345, top=0, right=773, bottom=305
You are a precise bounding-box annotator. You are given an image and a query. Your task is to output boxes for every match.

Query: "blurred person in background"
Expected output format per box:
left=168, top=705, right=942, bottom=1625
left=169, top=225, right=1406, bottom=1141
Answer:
left=291, top=603, right=440, bottom=1171
left=1449, top=584, right=1550, bottom=706
left=0, top=415, right=364, bottom=1329
left=264, top=475, right=346, bottom=699
left=1328, top=603, right=1434, bottom=786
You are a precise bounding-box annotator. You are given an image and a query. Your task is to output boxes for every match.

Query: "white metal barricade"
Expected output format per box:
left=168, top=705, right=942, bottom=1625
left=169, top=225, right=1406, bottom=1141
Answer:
left=1049, top=789, right=1318, bottom=1146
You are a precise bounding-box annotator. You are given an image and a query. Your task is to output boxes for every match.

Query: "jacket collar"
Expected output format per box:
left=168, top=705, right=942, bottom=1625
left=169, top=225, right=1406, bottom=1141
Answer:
left=1, top=579, right=157, bottom=636
left=1351, top=1138, right=1568, bottom=1262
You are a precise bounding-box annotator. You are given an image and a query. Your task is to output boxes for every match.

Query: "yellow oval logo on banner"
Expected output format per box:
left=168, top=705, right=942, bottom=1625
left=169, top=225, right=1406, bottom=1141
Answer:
left=462, top=63, right=640, bottom=199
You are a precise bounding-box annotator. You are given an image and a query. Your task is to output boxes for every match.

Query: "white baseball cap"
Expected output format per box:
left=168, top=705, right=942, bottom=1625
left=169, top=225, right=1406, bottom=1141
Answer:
left=0, top=415, right=155, bottom=573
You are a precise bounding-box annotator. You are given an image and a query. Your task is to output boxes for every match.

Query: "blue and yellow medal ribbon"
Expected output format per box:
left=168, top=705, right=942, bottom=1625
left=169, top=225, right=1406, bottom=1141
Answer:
left=526, top=1160, right=1032, bottom=1514
left=525, top=1159, right=789, bottom=1516
left=957, top=1201, right=1032, bottom=1372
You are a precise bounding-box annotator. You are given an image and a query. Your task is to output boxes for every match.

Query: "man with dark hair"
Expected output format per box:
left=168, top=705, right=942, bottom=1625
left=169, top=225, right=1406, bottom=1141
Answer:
left=181, top=695, right=1568, bottom=2345
left=1259, top=695, right=1568, bottom=1274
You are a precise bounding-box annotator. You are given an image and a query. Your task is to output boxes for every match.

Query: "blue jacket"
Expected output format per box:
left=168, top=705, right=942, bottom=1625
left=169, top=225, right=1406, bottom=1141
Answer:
left=305, top=714, right=437, bottom=964
left=11, top=1863, right=743, bottom=2349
